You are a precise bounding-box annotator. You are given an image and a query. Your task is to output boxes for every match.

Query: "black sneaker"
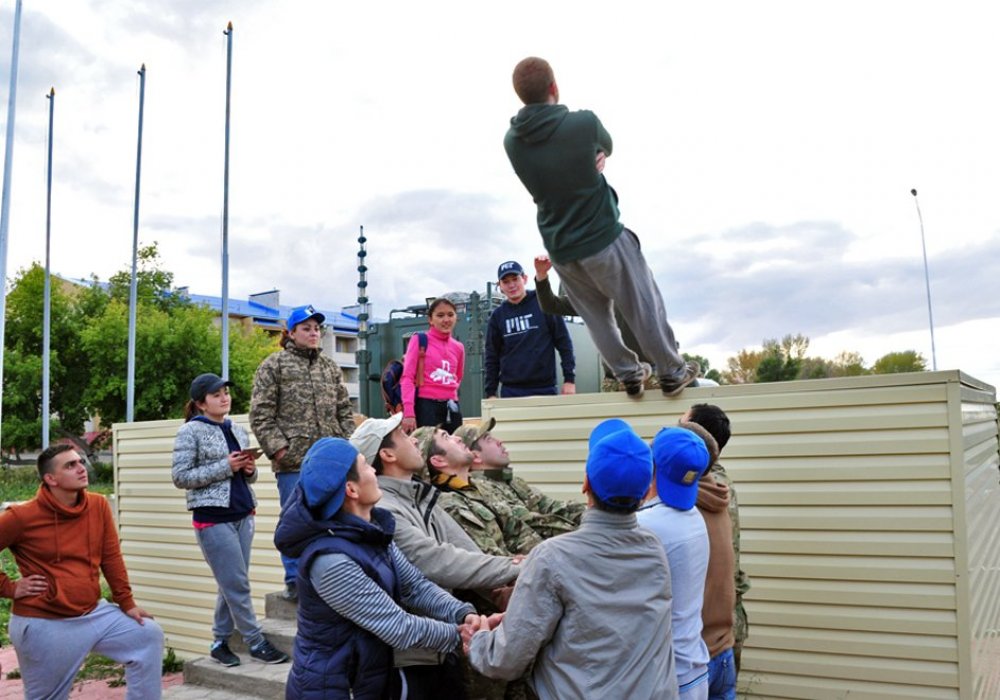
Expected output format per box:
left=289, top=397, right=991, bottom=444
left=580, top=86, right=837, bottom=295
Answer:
left=622, top=363, right=652, bottom=399
left=250, top=638, right=290, bottom=664
left=210, top=641, right=240, bottom=667
left=661, top=361, right=701, bottom=397
left=281, top=582, right=298, bottom=602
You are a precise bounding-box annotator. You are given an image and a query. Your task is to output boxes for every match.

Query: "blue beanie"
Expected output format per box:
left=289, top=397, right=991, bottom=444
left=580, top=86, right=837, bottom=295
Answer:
left=653, top=427, right=710, bottom=511
left=586, top=418, right=653, bottom=507
left=300, top=438, right=359, bottom=521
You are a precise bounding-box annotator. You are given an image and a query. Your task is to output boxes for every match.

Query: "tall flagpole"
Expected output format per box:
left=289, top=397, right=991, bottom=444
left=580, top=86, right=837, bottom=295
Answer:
left=127, top=65, right=146, bottom=423
left=910, top=188, right=937, bottom=371
left=0, top=0, right=24, bottom=434
left=221, top=22, right=232, bottom=379
left=42, top=87, right=54, bottom=447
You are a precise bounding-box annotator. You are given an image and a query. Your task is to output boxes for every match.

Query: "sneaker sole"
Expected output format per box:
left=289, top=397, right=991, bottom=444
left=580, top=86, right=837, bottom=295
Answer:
left=252, top=654, right=290, bottom=665
left=211, top=657, right=240, bottom=667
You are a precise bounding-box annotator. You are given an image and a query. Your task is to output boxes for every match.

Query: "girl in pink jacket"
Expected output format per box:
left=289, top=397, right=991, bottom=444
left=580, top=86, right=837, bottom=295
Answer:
left=401, top=298, right=465, bottom=434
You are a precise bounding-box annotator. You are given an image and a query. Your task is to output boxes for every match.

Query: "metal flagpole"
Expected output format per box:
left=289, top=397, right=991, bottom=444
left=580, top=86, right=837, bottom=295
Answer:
left=127, top=65, right=146, bottom=422
left=0, top=0, right=24, bottom=433
left=910, top=188, right=937, bottom=371
left=42, top=87, right=54, bottom=447
left=221, top=22, right=233, bottom=379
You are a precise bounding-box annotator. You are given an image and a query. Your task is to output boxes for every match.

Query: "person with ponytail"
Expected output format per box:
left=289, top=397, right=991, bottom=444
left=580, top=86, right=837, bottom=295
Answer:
left=400, top=297, right=465, bottom=434
left=172, top=373, right=289, bottom=667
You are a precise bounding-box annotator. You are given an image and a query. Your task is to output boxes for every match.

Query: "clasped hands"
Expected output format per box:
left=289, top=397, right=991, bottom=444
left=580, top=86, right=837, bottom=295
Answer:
left=458, top=612, right=504, bottom=655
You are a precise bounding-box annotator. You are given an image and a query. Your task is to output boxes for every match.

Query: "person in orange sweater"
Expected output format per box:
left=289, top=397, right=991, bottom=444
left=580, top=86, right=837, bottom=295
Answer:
left=0, top=444, right=164, bottom=699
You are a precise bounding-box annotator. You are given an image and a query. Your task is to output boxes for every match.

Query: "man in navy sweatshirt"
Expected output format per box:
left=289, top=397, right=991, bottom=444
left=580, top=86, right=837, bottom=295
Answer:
left=484, top=260, right=576, bottom=399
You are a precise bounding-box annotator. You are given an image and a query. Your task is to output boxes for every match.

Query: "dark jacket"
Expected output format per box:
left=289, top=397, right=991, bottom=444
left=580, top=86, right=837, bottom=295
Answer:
left=504, top=103, right=623, bottom=264
left=484, top=290, right=575, bottom=396
left=275, top=489, right=398, bottom=700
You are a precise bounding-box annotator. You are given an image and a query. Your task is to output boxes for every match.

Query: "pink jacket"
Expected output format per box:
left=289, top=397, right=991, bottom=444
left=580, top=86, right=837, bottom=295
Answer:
left=401, top=327, right=464, bottom=416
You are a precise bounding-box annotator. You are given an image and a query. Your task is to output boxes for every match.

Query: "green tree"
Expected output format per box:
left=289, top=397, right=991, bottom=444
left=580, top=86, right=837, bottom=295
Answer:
left=1, top=264, right=92, bottom=454
left=871, top=350, right=927, bottom=374
left=755, top=336, right=805, bottom=383
left=830, top=351, right=868, bottom=377
left=107, top=243, right=186, bottom=313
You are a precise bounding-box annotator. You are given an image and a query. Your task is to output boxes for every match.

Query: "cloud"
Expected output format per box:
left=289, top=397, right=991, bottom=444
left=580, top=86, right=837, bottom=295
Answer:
left=649, top=220, right=1000, bottom=349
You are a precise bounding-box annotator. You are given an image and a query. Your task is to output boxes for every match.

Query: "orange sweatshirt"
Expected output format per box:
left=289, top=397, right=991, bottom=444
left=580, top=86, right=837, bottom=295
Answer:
left=696, top=467, right=735, bottom=658
left=0, top=485, right=136, bottom=618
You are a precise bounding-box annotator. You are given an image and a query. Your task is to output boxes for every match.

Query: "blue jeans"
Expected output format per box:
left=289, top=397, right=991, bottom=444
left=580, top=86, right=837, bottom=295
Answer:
left=195, top=516, right=264, bottom=647
left=276, top=471, right=301, bottom=584
left=707, top=647, right=737, bottom=700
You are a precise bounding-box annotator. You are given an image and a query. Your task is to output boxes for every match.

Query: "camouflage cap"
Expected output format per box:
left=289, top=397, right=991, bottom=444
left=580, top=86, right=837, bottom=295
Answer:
left=410, top=426, right=439, bottom=465
left=453, top=417, right=497, bottom=450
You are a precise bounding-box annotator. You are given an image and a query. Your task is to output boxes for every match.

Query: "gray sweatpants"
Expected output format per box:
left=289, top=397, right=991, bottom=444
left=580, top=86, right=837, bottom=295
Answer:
left=553, top=228, right=686, bottom=383
left=9, top=599, right=164, bottom=700
left=195, top=515, right=264, bottom=647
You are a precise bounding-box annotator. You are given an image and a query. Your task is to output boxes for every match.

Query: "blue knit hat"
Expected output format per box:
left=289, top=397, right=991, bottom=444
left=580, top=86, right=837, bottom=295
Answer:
left=586, top=418, right=653, bottom=507
left=300, top=438, right=359, bottom=521
left=652, top=427, right=711, bottom=511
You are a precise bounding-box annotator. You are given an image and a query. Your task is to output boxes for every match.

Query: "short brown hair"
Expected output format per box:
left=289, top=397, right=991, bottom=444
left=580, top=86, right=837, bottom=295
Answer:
left=37, top=443, right=77, bottom=479
left=512, top=57, right=554, bottom=105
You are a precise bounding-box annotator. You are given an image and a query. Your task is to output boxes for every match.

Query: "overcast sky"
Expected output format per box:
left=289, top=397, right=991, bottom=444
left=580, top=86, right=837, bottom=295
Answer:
left=1, top=0, right=997, bottom=388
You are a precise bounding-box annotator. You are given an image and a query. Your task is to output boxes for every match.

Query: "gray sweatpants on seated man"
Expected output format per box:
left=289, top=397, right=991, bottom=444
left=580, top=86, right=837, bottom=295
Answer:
left=553, top=228, right=687, bottom=384
left=9, top=599, right=164, bottom=700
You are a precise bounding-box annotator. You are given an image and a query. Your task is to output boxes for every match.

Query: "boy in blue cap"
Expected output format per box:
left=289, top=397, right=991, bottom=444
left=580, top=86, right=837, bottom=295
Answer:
left=484, top=260, right=575, bottom=399
left=467, top=418, right=679, bottom=700
left=274, top=437, right=480, bottom=699
left=638, top=425, right=718, bottom=700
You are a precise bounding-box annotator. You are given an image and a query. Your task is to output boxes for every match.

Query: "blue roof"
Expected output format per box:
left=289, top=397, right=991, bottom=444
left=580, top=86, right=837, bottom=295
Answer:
left=59, top=277, right=359, bottom=332
left=186, top=293, right=359, bottom=332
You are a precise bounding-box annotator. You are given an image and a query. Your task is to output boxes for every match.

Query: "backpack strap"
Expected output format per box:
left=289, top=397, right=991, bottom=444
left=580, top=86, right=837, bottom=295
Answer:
left=415, top=332, right=428, bottom=389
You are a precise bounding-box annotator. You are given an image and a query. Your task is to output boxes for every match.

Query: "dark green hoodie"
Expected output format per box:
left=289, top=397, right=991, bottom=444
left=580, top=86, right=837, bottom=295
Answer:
left=504, top=103, right=623, bottom=264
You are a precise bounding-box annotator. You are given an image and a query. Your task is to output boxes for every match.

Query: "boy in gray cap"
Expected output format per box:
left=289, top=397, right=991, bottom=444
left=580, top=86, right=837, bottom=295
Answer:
left=467, top=418, right=679, bottom=700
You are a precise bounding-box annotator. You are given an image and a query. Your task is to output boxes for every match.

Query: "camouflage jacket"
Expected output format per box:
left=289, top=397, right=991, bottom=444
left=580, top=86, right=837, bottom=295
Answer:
left=433, top=474, right=544, bottom=556
left=472, top=469, right=584, bottom=540
left=710, top=461, right=750, bottom=645
left=249, top=342, right=354, bottom=473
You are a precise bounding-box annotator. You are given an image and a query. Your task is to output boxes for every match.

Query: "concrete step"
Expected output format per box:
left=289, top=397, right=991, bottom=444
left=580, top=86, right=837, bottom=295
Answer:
left=163, top=683, right=250, bottom=699
left=229, top=616, right=297, bottom=658
left=265, top=590, right=298, bottom=621
left=182, top=652, right=290, bottom=699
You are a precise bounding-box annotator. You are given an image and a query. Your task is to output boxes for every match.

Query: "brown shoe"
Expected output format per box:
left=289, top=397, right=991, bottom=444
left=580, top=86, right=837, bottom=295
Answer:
left=661, top=361, right=701, bottom=397
left=622, top=363, right=652, bottom=399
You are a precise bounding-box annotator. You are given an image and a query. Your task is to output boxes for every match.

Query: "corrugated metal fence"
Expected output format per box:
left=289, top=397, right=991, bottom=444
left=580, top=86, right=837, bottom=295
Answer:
left=114, top=370, right=1000, bottom=698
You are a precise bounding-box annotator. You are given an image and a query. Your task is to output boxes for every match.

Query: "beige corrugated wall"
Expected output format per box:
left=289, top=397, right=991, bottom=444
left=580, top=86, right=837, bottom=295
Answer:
left=114, top=370, right=999, bottom=698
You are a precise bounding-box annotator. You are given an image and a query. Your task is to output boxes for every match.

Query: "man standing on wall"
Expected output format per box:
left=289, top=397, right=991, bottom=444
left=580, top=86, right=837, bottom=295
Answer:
left=485, top=260, right=576, bottom=399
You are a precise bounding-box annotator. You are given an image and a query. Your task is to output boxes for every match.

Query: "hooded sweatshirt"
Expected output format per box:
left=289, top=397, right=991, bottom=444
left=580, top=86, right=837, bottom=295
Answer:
left=696, top=468, right=736, bottom=657
left=504, top=103, right=623, bottom=264
left=0, top=486, right=135, bottom=618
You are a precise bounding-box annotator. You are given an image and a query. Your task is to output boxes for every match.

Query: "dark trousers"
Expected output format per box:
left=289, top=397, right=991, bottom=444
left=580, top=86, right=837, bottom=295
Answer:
left=415, top=397, right=463, bottom=434
left=398, top=658, right=466, bottom=700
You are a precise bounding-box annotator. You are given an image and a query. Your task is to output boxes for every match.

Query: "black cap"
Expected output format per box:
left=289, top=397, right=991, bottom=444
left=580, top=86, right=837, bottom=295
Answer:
left=190, top=373, right=235, bottom=402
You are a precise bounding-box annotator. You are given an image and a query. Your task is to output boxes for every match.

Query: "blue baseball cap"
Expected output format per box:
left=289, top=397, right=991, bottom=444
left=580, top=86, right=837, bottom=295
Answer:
left=497, top=261, right=525, bottom=280
left=287, top=304, right=325, bottom=331
left=300, top=437, right=359, bottom=521
left=653, top=427, right=711, bottom=511
left=586, top=418, right=653, bottom=507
